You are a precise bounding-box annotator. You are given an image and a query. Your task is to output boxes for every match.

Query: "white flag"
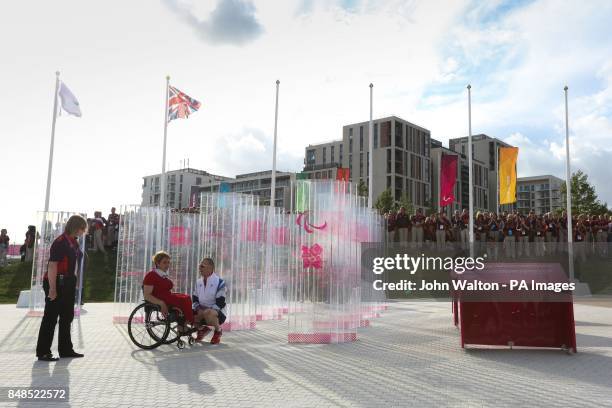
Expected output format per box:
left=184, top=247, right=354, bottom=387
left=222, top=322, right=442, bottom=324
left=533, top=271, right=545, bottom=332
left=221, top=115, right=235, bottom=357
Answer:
left=58, top=82, right=82, bottom=117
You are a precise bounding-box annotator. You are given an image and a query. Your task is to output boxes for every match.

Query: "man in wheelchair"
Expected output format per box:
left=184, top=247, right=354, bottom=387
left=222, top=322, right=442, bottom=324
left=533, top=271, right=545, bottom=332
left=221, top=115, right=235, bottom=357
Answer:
left=192, top=257, right=226, bottom=344
left=143, top=251, right=199, bottom=336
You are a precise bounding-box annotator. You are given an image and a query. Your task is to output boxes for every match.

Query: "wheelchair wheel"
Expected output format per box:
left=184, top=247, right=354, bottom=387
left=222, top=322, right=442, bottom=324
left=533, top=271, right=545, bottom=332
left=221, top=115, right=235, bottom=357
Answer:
left=127, top=303, right=170, bottom=350
left=162, top=317, right=180, bottom=344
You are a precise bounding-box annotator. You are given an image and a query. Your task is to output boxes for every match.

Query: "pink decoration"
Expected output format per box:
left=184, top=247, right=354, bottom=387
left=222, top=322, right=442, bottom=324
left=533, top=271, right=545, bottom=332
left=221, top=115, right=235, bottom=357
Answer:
left=301, top=243, right=323, bottom=269
left=241, top=220, right=263, bottom=242
left=169, top=227, right=192, bottom=246
left=272, top=227, right=289, bottom=245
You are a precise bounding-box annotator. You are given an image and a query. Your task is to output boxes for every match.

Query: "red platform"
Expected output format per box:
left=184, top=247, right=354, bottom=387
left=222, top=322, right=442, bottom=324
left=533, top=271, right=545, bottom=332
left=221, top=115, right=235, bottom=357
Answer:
left=453, top=263, right=576, bottom=352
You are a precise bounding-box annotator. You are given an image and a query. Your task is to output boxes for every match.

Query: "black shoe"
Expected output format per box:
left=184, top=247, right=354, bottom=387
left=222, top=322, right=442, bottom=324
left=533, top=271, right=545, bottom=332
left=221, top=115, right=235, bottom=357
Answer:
left=59, top=351, right=84, bottom=358
left=38, top=353, right=59, bottom=362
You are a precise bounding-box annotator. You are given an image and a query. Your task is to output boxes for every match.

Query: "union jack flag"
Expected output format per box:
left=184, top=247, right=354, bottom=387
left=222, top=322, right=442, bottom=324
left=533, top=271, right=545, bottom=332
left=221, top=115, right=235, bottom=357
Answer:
left=167, top=86, right=201, bottom=122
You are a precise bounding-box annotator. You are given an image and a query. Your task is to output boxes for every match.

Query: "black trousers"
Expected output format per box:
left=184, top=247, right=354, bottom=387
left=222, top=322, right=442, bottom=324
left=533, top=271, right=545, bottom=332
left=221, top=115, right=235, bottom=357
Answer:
left=36, top=275, right=76, bottom=357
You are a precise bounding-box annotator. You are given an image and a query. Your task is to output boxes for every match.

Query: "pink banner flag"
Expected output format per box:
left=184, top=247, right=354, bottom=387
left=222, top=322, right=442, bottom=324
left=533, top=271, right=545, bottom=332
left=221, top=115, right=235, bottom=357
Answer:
left=440, top=154, right=458, bottom=207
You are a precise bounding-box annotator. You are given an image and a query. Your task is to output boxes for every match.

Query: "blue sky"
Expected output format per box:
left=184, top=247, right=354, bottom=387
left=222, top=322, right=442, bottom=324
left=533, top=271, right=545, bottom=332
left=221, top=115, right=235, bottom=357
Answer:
left=1, top=0, right=611, bottom=238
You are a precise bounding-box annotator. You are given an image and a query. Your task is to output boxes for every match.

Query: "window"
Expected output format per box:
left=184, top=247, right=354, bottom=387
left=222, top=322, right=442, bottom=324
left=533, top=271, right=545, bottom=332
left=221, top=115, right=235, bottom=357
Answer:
left=339, top=144, right=343, bottom=163
left=395, top=121, right=403, bottom=148
left=196, top=177, right=202, bottom=185
left=395, top=176, right=403, bottom=201
left=323, top=147, right=327, bottom=163
left=421, top=132, right=426, bottom=156
left=360, top=130, right=364, bottom=151
left=374, top=123, right=379, bottom=148
left=143, top=178, right=147, bottom=187
left=380, top=121, right=391, bottom=147
left=395, top=148, right=403, bottom=175
left=331, top=146, right=335, bottom=163
left=406, top=179, right=412, bottom=201
left=349, top=155, right=353, bottom=178
left=180, top=175, right=183, bottom=182
left=367, top=152, right=369, bottom=177
left=461, top=145, right=465, bottom=155
left=359, top=153, right=363, bottom=177
left=349, top=138, right=353, bottom=153
left=408, top=127, right=414, bottom=152
left=387, top=149, right=392, bottom=173
left=387, top=176, right=392, bottom=189
left=349, top=128, right=353, bottom=137
left=306, top=149, right=316, bottom=165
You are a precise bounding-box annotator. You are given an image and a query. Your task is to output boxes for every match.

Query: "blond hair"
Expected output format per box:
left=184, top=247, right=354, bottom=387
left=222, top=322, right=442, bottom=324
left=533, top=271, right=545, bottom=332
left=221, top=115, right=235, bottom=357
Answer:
left=152, top=251, right=170, bottom=266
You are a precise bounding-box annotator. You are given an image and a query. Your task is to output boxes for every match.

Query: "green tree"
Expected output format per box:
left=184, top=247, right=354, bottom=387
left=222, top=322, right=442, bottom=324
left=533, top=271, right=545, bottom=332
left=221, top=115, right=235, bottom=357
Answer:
left=393, top=193, right=415, bottom=214
left=560, top=170, right=609, bottom=215
left=357, top=179, right=368, bottom=197
left=374, top=189, right=394, bottom=214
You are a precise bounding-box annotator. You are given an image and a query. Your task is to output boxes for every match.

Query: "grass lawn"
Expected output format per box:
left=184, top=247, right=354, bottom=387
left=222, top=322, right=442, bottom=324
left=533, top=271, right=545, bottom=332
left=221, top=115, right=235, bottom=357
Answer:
left=0, top=260, right=32, bottom=303
left=0, top=250, right=117, bottom=304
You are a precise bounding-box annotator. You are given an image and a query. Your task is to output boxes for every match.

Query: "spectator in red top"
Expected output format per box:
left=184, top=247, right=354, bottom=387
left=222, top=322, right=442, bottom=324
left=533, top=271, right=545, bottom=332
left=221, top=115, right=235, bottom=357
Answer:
left=91, top=211, right=106, bottom=254
left=36, top=215, right=88, bottom=361
left=435, top=211, right=450, bottom=250
left=411, top=208, right=426, bottom=247
left=0, top=229, right=9, bottom=266
left=395, top=207, right=411, bottom=243
left=143, top=251, right=198, bottom=333
left=106, top=207, right=120, bottom=248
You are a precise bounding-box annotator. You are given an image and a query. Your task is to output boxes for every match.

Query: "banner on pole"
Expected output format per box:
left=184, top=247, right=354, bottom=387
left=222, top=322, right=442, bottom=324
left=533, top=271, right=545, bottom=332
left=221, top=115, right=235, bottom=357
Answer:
left=336, top=168, right=350, bottom=182
left=499, top=147, right=518, bottom=205
left=440, top=154, right=458, bottom=207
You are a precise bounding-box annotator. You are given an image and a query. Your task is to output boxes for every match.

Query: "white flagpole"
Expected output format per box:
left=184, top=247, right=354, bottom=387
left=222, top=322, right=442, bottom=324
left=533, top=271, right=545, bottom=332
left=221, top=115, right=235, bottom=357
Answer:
left=496, top=145, right=500, bottom=214
left=368, top=83, right=374, bottom=208
left=44, top=71, right=61, bottom=214
left=160, top=75, right=170, bottom=208
left=270, top=80, right=280, bottom=208
left=467, top=84, right=474, bottom=257
left=438, top=151, right=442, bottom=213
left=564, top=85, right=574, bottom=281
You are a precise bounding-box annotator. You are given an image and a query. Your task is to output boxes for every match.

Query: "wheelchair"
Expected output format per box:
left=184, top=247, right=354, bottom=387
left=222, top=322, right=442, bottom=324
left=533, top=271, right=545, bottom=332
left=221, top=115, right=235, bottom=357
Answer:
left=127, top=301, right=198, bottom=350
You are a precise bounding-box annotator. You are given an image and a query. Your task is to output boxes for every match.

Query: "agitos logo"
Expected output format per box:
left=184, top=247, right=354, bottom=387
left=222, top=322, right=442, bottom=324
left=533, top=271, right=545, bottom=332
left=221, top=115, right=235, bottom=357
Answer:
left=296, top=211, right=327, bottom=234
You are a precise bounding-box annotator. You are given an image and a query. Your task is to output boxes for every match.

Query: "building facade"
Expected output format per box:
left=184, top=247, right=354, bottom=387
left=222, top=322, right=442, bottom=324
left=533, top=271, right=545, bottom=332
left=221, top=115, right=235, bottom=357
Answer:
left=516, top=175, right=564, bottom=215
left=448, top=134, right=514, bottom=213
left=304, top=116, right=432, bottom=209
left=142, top=168, right=231, bottom=209
left=192, top=170, right=296, bottom=211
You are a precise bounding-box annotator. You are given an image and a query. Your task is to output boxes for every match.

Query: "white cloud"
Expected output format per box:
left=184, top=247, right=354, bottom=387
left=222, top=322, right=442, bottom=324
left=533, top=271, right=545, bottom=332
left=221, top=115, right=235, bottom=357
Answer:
left=163, top=0, right=264, bottom=46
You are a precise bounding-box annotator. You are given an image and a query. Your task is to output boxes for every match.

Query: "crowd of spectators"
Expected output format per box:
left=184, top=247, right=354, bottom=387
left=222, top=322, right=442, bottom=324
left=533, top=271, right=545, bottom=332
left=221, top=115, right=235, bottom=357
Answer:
left=384, top=208, right=612, bottom=259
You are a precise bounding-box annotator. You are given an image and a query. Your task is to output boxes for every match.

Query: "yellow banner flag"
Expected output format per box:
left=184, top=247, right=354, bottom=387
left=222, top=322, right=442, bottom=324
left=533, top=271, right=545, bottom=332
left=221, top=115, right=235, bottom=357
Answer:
left=499, top=147, right=518, bottom=205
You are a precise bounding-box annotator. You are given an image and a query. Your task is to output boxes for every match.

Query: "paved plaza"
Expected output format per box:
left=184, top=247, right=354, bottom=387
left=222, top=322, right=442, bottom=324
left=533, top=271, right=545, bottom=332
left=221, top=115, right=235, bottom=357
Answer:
left=0, top=301, right=611, bottom=407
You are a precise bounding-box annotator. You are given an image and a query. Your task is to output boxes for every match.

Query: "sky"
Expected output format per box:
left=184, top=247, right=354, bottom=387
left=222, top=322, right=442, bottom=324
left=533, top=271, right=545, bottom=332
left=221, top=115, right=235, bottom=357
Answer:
left=1, top=0, right=611, bottom=241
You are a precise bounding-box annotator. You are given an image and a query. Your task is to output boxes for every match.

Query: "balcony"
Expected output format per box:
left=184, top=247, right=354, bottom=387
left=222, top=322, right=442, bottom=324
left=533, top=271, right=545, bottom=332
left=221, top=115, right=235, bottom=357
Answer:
left=303, top=162, right=340, bottom=172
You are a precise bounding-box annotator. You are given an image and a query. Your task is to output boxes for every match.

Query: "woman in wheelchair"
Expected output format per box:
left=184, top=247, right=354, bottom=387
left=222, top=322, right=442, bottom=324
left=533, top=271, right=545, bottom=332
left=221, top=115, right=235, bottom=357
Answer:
left=143, top=251, right=197, bottom=335
left=192, top=257, right=226, bottom=344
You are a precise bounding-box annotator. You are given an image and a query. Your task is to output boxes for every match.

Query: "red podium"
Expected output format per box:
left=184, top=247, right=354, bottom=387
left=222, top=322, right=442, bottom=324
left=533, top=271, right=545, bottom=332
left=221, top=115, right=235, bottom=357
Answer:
left=453, top=263, right=577, bottom=352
